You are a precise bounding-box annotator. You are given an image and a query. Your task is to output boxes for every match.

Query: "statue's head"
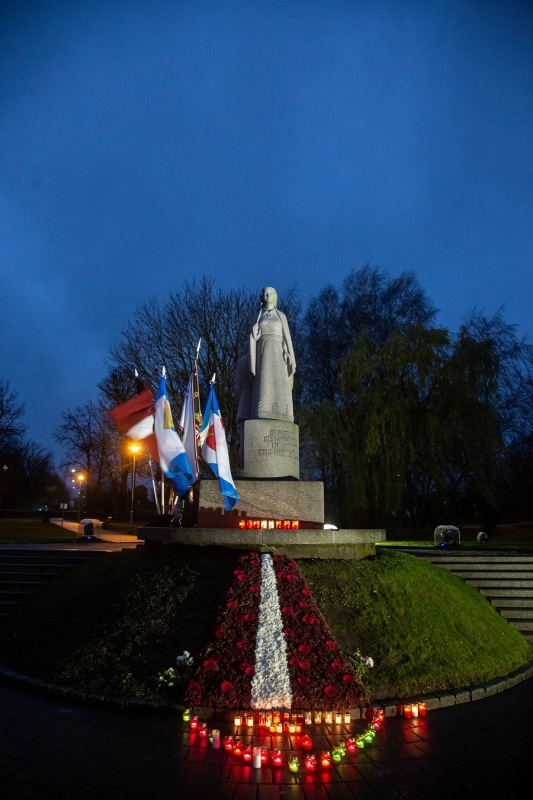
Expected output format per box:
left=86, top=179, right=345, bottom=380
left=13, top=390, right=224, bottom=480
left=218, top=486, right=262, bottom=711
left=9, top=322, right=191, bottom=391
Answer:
left=261, top=286, right=278, bottom=309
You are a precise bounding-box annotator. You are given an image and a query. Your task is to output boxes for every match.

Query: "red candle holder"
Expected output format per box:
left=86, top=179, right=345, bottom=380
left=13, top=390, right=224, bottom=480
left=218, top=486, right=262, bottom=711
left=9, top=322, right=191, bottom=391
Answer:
left=320, top=751, right=332, bottom=768
left=301, top=734, right=313, bottom=752
left=198, top=723, right=208, bottom=738
left=346, top=738, right=358, bottom=754
left=403, top=704, right=412, bottom=718
left=260, top=747, right=269, bottom=765
left=304, top=754, right=317, bottom=772
left=223, top=736, right=235, bottom=752
left=419, top=703, right=427, bottom=716
left=271, top=749, right=283, bottom=767
left=243, top=745, right=253, bottom=762
left=189, top=716, right=199, bottom=730
left=233, top=739, right=243, bottom=757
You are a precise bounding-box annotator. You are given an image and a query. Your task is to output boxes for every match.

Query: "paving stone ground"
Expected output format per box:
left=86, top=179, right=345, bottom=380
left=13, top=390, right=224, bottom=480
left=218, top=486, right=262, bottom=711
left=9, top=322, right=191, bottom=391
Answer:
left=0, top=675, right=532, bottom=799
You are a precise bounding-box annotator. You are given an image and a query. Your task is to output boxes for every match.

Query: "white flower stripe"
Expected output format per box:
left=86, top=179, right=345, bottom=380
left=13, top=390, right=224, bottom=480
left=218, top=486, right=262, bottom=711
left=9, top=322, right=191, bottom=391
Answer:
left=250, top=554, right=293, bottom=709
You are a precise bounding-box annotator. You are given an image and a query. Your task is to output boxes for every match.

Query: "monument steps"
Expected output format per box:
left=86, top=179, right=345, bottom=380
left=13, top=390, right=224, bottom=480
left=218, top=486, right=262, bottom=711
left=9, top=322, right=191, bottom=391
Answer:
left=0, top=550, right=104, bottom=618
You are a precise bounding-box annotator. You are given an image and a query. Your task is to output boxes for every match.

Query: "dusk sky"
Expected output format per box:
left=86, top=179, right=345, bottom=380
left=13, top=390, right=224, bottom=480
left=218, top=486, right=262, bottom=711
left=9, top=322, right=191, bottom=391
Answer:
left=1, top=0, right=532, bottom=464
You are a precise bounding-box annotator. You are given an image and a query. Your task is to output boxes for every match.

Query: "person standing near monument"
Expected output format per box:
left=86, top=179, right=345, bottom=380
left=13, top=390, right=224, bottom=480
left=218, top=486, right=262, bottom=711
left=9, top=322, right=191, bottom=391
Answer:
left=249, top=286, right=296, bottom=423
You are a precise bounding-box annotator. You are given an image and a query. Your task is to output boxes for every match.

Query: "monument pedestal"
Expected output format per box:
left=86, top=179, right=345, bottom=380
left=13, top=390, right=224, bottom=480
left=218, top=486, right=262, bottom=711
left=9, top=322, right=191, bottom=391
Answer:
left=240, top=419, right=299, bottom=480
left=197, top=478, right=324, bottom=529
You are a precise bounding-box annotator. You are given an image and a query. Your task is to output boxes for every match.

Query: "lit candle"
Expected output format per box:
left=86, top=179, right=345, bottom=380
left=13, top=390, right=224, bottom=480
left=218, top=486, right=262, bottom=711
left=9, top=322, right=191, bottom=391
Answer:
left=356, top=737, right=365, bottom=749
left=233, top=739, right=243, bottom=757
left=276, top=722, right=283, bottom=733
left=412, top=703, right=419, bottom=718
left=335, top=712, right=342, bottom=724
left=419, top=703, right=427, bottom=717
left=320, top=751, right=332, bottom=767
left=273, top=712, right=281, bottom=724
left=198, top=723, right=208, bottom=738
left=314, top=711, right=322, bottom=724
left=346, top=738, right=357, bottom=754
left=295, top=723, right=302, bottom=733
left=272, top=749, right=283, bottom=767
left=305, top=711, right=312, bottom=724
left=247, top=714, right=254, bottom=728
left=288, top=756, right=299, bottom=773
left=301, top=734, right=313, bottom=752
left=344, top=711, right=351, bottom=724
left=269, top=723, right=276, bottom=733
left=182, top=708, right=191, bottom=722
left=363, top=731, right=374, bottom=743
left=331, top=747, right=342, bottom=762
left=223, top=736, right=234, bottom=751
left=189, top=716, right=199, bottom=730
left=234, top=713, right=242, bottom=727
left=243, top=745, right=253, bottom=762
left=211, top=729, right=220, bottom=749
left=261, top=747, right=269, bottom=764
left=403, top=704, right=412, bottom=718
left=324, top=711, right=333, bottom=724
left=288, top=722, right=296, bottom=733
left=304, top=754, right=317, bottom=772
left=253, top=746, right=262, bottom=768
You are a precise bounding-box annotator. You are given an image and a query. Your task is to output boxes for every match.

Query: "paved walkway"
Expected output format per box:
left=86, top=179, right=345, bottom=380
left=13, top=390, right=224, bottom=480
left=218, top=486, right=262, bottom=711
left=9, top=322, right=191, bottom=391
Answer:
left=0, top=675, right=532, bottom=799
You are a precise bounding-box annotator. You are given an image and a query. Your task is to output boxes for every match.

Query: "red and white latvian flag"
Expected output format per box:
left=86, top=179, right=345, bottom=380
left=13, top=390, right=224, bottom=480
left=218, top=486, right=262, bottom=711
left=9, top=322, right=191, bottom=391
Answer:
left=108, top=377, right=159, bottom=461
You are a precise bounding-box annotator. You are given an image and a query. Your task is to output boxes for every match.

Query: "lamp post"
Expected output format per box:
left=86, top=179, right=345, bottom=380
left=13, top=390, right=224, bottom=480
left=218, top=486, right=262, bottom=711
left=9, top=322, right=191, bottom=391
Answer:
left=128, top=444, right=141, bottom=532
left=76, top=473, right=85, bottom=521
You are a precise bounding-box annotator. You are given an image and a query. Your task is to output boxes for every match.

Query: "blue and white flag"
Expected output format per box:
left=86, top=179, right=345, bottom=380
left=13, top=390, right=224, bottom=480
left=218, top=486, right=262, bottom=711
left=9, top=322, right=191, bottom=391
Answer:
left=154, top=372, right=194, bottom=496
left=199, top=381, right=239, bottom=511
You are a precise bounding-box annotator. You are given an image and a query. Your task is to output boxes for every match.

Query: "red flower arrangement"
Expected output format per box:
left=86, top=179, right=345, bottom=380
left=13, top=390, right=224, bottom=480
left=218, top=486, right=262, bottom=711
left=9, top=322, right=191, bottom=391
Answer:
left=273, top=554, right=367, bottom=709
left=184, top=551, right=367, bottom=710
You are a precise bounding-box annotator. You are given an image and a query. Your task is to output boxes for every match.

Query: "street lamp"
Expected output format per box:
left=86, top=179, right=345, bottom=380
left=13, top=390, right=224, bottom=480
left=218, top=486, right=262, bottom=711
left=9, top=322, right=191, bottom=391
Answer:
left=75, top=473, right=85, bottom=521
left=128, top=443, right=141, bottom=532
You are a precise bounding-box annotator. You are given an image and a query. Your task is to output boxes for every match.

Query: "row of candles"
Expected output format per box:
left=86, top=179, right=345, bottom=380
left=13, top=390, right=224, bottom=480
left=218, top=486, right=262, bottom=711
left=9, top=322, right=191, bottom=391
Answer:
left=184, top=708, right=387, bottom=771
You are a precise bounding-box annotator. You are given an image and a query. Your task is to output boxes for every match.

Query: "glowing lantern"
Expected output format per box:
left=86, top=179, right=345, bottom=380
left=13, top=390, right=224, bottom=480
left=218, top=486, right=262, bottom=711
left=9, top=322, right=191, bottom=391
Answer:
left=419, top=703, right=427, bottom=716
left=324, top=711, right=333, bottom=724
left=335, top=712, right=342, bottom=724
left=234, top=713, right=242, bottom=727
left=243, top=746, right=253, bottom=762
left=304, top=754, right=317, bottom=772
left=189, top=716, right=199, bottom=730
left=246, top=714, right=254, bottom=728
left=403, top=704, right=412, bottom=718
left=198, top=723, right=208, bottom=738
left=346, top=738, right=358, bottom=754
left=314, top=711, right=322, bottom=724
left=288, top=756, right=299, bottom=773
left=182, top=708, right=191, bottom=722
left=412, top=703, right=419, bottom=718
left=271, top=749, right=283, bottom=767
left=331, top=747, right=343, bottom=762
left=304, top=711, right=312, bottom=724
left=300, top=734, right=313, bottom=751
left=261, top=747, right=269, bottom=765
left=233, top=739, right=243, bottom=757
left=320, top=751, right=332, bottom=767
left=344, top=711, right=351, bottom=724
left=223, top=736, right=234, bottom=752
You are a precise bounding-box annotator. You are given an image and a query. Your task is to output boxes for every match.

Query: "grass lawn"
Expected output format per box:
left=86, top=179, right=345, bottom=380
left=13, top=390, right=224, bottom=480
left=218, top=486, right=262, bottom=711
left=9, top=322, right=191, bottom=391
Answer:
left=0, top=517, right=137, bottom=543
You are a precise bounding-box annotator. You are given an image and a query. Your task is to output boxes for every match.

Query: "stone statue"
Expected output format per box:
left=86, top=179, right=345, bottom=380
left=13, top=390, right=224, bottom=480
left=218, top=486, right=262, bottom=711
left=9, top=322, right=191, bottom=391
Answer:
left=248, top=286, right=296, bottom=423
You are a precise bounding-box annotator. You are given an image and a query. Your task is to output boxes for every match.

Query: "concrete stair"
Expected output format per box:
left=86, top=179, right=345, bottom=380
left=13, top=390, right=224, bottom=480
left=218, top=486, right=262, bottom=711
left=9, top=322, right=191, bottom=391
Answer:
left=392, top=548, right=533, bottom=646
left=0, top=550, right=104, bottom=618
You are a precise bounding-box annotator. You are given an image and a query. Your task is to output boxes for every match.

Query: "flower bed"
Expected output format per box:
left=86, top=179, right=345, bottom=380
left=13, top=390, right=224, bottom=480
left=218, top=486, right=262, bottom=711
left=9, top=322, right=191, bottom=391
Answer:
left=185, top=552, right=367, bottom=711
